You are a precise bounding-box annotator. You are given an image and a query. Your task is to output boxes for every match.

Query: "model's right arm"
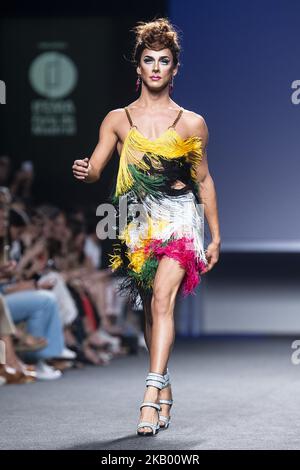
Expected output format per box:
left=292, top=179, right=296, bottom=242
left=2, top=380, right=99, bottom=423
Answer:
left=72, top=110, right=118, bottom=183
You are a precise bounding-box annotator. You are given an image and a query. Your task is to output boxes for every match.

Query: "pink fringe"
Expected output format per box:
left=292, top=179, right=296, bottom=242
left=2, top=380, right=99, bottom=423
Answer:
left=144, top=236, right=207, bottom=297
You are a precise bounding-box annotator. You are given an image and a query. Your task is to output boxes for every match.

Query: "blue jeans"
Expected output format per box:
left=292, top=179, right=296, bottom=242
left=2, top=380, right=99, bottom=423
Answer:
left=5, top=289, right=64, bottom=361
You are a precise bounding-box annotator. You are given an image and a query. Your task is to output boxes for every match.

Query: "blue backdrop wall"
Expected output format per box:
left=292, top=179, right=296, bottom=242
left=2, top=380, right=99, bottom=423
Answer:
left=169, top=0, right=300, bottom=251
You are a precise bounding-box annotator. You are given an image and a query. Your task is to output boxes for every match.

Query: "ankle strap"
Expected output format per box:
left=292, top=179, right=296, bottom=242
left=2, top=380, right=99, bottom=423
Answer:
left=162, top=368, right=171, bottom=388
left=146, top=372, right=165, bottom=390
left=140, top=401, right=161, bottom=411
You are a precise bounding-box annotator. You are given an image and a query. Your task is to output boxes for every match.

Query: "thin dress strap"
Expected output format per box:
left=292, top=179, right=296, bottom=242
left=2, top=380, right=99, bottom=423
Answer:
left=124, top=107, right=135, bottom=128
left=169, top=107, right=184, bottom=129
left=125, top=106, right=183, bottom=129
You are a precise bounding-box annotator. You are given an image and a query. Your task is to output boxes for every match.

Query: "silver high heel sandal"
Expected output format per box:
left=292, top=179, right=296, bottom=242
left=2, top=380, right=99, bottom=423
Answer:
left=136, top=372, right=165, bottom=436
left=159, top=368, right=173, bottom=430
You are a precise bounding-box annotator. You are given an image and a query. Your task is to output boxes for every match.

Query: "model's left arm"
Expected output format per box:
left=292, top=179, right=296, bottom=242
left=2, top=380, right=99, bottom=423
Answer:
left=192, top=114, right=221, bottom=272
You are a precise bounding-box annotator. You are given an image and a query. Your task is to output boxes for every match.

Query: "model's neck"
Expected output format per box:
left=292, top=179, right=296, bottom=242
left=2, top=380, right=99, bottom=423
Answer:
left=136, top=86, right=174, bottom=109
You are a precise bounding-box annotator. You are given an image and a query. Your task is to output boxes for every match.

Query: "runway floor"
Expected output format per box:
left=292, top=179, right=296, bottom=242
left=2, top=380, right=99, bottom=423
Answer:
left=1, top=336, right=300, bottom=450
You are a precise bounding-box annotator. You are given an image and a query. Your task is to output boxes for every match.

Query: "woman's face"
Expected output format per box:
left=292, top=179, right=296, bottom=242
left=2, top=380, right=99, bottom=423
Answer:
left=74, top=232, right=85, bottom=250
left=9, top=225, right=25, bottom=240
left=137, top=48, right=178, bottom=92
left=52, top=212, right=67, bottom=240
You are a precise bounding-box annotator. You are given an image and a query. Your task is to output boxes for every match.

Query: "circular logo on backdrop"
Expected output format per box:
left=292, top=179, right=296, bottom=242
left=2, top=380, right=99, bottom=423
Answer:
left=29, top=52, right=78, bottom=99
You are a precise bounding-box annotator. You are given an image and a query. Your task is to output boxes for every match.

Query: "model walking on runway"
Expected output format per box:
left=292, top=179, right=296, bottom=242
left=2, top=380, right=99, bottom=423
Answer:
left=72, top=17, right=221, bottom=436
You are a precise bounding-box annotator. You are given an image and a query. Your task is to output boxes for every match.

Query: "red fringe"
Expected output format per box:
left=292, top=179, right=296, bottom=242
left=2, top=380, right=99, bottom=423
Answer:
left=144, top=235, right=207, bottom=296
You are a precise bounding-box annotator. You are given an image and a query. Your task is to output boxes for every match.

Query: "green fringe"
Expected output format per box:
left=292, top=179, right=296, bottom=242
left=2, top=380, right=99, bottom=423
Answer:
left=111, top=163, right=166, bottom=205
left=129, top=164, right=165, bottom=197
left=133, top=254, right=158, bottom=289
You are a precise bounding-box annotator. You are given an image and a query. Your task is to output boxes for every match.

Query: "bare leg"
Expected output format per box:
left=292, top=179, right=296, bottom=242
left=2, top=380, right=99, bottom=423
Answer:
left=140, top=291, right=173, bottom=427
left=140, top=292, right=152, bottom=353
left=138, top=256, right=185, bottom=433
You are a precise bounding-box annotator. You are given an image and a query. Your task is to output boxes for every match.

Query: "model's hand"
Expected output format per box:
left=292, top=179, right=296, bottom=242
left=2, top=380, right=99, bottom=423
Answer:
left=203, top=240, right=220, bottom=273
left=72, top=157, right=90, bottom=181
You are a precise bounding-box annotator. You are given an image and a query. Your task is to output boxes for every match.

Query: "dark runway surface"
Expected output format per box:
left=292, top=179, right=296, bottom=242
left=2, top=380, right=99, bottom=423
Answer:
left=1, top=337, right=300, bottom=450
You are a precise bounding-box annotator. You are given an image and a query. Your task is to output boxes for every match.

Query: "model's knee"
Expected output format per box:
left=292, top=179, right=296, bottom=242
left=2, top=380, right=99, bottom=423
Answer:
left=151, top=289, right=173, bottom=316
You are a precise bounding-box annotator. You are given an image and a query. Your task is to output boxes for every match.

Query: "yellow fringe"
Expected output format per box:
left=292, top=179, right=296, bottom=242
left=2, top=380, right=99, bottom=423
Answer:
left=127, top=248, right=147, bottom=273
left=108, top=252, right=123, bottom=271
left=115, top=127, right=203, bottom=196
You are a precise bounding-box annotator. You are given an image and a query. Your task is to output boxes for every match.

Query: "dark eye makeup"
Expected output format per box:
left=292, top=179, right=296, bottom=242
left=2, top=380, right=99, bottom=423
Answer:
left=143, top=57, right=170, bottom=64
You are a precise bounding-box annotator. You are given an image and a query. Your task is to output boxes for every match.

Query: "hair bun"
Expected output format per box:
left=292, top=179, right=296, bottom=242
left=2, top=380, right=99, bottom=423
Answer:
left=131, top=17, right=181, bottom=67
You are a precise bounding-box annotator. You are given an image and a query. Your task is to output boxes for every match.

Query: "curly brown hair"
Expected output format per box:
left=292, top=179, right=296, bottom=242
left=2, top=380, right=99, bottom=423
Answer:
left=131, top=17, right=182, bottom=68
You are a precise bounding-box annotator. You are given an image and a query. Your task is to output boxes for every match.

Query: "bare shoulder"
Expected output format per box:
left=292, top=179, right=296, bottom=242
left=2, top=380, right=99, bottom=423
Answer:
left=101, top=108, right=125, bottom=127
left=183, top=109, right=209, bottom=144
left=98, top=108, right=126, bottom=137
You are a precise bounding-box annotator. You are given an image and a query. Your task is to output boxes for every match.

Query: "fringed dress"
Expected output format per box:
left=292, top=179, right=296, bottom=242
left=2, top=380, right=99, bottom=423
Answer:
left=108, top=106, right=208, bottom=307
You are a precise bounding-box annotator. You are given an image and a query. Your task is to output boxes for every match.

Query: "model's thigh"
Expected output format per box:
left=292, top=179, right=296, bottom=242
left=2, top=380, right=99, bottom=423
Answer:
left=152, top=256, right=186, bottom=305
